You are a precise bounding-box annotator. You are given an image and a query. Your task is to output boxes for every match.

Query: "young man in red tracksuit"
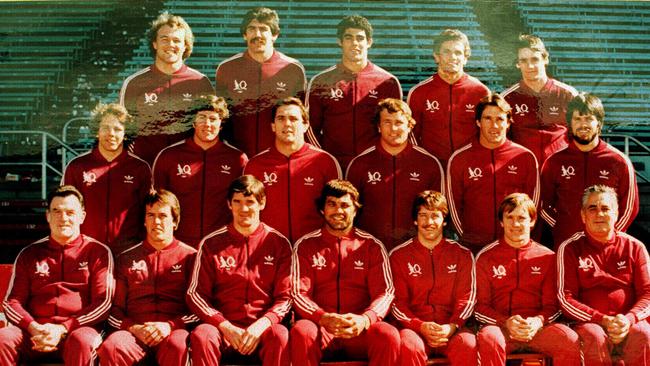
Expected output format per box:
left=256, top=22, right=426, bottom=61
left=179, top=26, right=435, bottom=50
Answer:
left=305, top=15, right=403, bottom=168
left=153, top=95, right=248, bottom=247
left=558, top=185, right=650, bottom=366
left=120, top=13, right=214, bottom=165
left=390, top=190, right=476, bottom=366
left=98, top=190, right=197, bottom=366
left=63, top=103, right=151, bottom=254
left=215, top=7, right=306, bottom=157
left=187, top=175, right=292, bottom=366
left=447, top=93, right=539, bottom=252
left=346, top=98, right=444, bottom=251
left=540, top=93, right=638, bottom=248
left=407, top=29, right=490, bottom=165
left=244, top=97, right=341, bottom=243
left=501, top=34, right=578, bottom=167
left=475, top=193, right=581, bottom=366
left=291, top=179, right=399, bottom=366
left=0, top=186, right=114, bottom=365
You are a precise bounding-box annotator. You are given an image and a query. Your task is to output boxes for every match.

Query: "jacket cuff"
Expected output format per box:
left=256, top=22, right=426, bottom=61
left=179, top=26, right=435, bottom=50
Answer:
left=450, top=316, right=466, bottom=328
left=18, top=315, right=35, bottom=331
left=312, top=309, right=326, bottom=324
left=625, top=312, right=638, bottom=326
left=61, top=317, right=79, bottom=332
left=409, top=318, right=424, bottom=333
left=363, top=310, right=378, bottom=324
left=120, top=318, right=134, bottom=331
left=263, top=312, right=280, bottom=325
left=209, top=313, right=226, bottom=328
left=168, top=317, right=186, bottom=330
left=591, top=311, right=605, bottom=324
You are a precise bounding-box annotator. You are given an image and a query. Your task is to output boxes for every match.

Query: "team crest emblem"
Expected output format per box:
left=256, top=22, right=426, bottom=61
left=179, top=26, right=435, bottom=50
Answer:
left=561, top=165, right=575, bottom=179
left=330, top=88, right=344, bottom=101
left=176, top=164, right=191, bottom=177
left=82, top=171, right=97, bottom=186
left=426, top=99, right=439, bottom=113
left=219, top=256, right=236, bottom=270
left=263, top=172, right=278, bottom=185
left=407, top=262, right=422, bottom=277
left=515, top=104, right=529, bottom=116
left=130, top=260, right=147, bottom=272
left=233, top=80, right=247, bottom=93
left=144, top=92, right=158, bottom=106
left=492, top=265, right=506, bottom=279
left=578, top=256, right=594, bottom=271
left=367, top=171, right=381, bottom=184
left=35, top=261, right=49, bottom=277
left=468, top=167, right=483, bottom=181
left=311, top=253, right=326, bottom=270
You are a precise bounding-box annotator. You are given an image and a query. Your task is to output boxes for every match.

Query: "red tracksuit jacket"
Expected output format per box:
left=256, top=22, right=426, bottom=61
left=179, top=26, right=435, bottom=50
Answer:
left=215, top=51, right=306, bottom=157
left=306, top=62, right=402, bottom=167
left=540, top=140, right=639, bottom=248
left=62, top=148, right=151, bottom=254
left=501, top=78, right=577, bottom=166
left=152, top=138, right=248, bottom=247
left=475, top=239, right=560, bottom=326
left=292, top=228, right=394, bottom=324
left=107, top=239, right=198, bottom=331
left=557, top=231, right=650, bottom=325
left=3, top=235, right=114, bottom=331
left=389, top=238, right=475, bottom=331
left=447, top=139, right=539, bottom=250
left=243, top=143, right=342, bottom=243
left=186, top=223, right=292, bottom=327
left=407, top=73, right=490, bottom=164
left=345, top=142, right=444, bottom=251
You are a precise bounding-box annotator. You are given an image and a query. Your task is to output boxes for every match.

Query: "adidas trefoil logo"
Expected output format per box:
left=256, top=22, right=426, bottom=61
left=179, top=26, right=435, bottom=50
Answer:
left=264, top=255, right=274, bottom=265
left=599, top=170, right=610, bottom=180
left=171, top=264, right=182, bottom=273
left=221, top=165, right=231, bottom=174
left=447, top=264, right=457, bottom=273
left=465, top=104, right=475, bottom=112
left=354, top=260, right=364, bottom=270
left=182, top=93, right=192, bottom=101
left=276, top=82, right=287, bottom=91
left=507, top=165, right=518, bottom=175
left=369, top=89, right=379, bottom=99
left=123, top=175, right=134, bottom=184
left=531, top=266, right=541, bottom=275
left=304, top=177, right=314, bottom=186
left=409, top=172, right=420, bottom=182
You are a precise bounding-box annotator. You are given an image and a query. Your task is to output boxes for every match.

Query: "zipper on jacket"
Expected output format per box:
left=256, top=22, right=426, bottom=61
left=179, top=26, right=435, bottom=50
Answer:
left=56, top=249, right=63, bottom=316
left=448, top=84, right=453, bottom=155
left=106, top=163, right=112, bottom=243
left=255, top=65, right=262, bottom=153
left=491, top=151, right=498, bottom=240
left=391, top=156, right=397, bottom=246
left=245, top=237, right=251, bottom=305
left=154, top=251, right=159, bottom=314
left=287, top=155, right=293, bottom=241
left=200, top=150, right=207, bottom=239
left=337, top=238, right=342, bottom=313
left=352, top=77, right=357, bottom=156
left=427, top=249, right=435, bottom=308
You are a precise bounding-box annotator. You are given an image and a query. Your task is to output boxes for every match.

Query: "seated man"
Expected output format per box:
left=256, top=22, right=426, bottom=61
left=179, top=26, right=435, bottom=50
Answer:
left=0, top=185, right=114, bottom=365
left=558, top=185, right=650, bottom=365
left=390, top=190, right=476, bottom=365
left=98, top=189, right=197, bottom=366
left=476, top=193, right=580, bottom=365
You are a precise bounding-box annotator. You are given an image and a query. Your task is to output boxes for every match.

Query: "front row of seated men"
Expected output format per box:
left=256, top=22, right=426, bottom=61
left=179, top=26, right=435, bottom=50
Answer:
left=0, top=178, right=648, bottom=365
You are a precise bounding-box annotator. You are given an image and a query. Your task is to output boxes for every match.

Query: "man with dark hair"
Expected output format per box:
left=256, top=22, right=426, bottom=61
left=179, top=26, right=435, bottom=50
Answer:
left=540, top=92, right=638, bottom=248
left=216, top=7, right=306, bottom=157
left=390, top=191, right=477, bottom=365
left=62, top=102, right=151, bottom=254
left=408, top=28, right=490, bottom=165
left=447, top=93, right=539, bottom=252
left=291, top=179, right=399, bottom=366
left=0, top=186, right=114, bottom=365
left=346, top=98, right=444, bottom=250
left=187, top=175, right=292, bottom=366
left=306, top=15, right=402, bottom=167
left=153, top=95, right=247, bottom=247
left=244, top=97, right=341, bottom=242
left=558, top=185, right=650, bottom=365
left=98, top=189, right=197, bottom=366
left=120, top=12, right=214, bottom=165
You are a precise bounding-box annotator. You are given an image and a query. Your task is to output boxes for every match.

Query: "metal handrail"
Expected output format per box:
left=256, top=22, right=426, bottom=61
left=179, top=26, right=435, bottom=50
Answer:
left=602, top=133, right=650, bottom=183
left=62, top=116, right=92, bottom=145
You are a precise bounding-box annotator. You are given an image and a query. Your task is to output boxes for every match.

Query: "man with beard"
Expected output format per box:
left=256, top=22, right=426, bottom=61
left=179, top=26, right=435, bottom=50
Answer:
left=540, top=93, right=638, bottom=248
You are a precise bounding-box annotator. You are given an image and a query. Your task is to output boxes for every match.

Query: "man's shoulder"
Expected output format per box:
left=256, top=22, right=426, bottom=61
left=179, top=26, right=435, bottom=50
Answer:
left=122, top=66, right=154, bottom=87
left=294, top=229, right=324, bottom=249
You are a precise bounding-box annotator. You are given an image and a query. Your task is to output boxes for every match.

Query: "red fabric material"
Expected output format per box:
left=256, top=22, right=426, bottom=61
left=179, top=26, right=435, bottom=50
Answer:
left=575, top=320, right=650, bottom=366
left=399, top=327, right=477, bottom=366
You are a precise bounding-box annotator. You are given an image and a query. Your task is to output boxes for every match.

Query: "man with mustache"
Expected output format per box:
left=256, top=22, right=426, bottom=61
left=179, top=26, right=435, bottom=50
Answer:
left=540, top=93, right=638, bottom=248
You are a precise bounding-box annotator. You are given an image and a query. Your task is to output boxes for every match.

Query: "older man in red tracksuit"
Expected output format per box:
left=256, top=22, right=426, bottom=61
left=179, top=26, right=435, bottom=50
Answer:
left=291, top=179, right=399, bottom=366
left=476, top=193, right=580, bottom=365
left=558, top=185, right=650, bottom=365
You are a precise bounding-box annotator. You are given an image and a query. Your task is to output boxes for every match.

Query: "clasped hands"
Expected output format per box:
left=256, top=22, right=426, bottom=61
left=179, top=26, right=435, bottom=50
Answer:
left=319, top=312, right=370, bottom=339
left=505, top=315, right=543, bottom=343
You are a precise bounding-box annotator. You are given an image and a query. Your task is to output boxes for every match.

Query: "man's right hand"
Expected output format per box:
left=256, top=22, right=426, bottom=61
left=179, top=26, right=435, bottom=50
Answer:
left=319, top=313, right=354, bottom=337
left=218, top=321, right=246, bottom=352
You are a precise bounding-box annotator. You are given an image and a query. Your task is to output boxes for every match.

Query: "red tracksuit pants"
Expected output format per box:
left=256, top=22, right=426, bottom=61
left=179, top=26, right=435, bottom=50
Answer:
left=477, top=323, right=581, bottom=366
left=97, top=329, right=189, bottom=366
left=576, top=320, right=650, bottom=366
left=399, top=328, right=477, bottom=366
left=290, top=319, right=400, bottom=366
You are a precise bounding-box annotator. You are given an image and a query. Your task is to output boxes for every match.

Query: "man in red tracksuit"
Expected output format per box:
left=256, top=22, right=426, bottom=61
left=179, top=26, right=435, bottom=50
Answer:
left=187, top=175, right=292, bottom=366
left=153, top=95, right=248, bottom=247
left=291, top=179, right=399, bottom=366
left=244, top=97, right=341, bottom=243
left=215, top=7, right=306, bottom=157
left=62, top=102, right=151, bottom=254
left=407, top=29, right=490, bottom=165
left=540, top=93, right=638, bottom=248
left=558, top=185, right=650, bottom=366
left=306, top=15, right=403, bottom=167
left=346, top=98, right=444, bottom=251
left=0, top=186, right=114, bottom=365
left=447, top=93, right=539, bottom=252
left=475, top=193, right=581, bottom=366
left=98, top=190, right=197, bottom=366
left=501, top=34, right=578, bottom=167
left=390, top=190, right=476, bottom=366
left=120, top=13, right=214, bottom=165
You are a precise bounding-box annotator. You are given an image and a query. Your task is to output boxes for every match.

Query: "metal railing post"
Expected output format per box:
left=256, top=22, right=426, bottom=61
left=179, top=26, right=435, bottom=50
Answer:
left=41, top=133, right=47, bottom=200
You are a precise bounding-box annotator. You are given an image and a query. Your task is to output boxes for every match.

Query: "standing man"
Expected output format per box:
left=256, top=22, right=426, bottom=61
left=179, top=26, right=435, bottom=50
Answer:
left=475, top=193, right=581, bottom=365
left=120, top=12, right=214, bottom=165
left=346, top=98, right=444, bottom=250
left=407, top=29, right=490, bottom=165
left=98, top=190, right=197, bottom=366
left=244, top=97, right=341, bottom=243
left=541, top=92, right=638, bottom=248
left=558, top=185, right=650, bottom=365
left=390, top=191, right=477, bottom=365
left=501, top=34, right=578, bottom=166
left=153, top=95, right=247, bottom=247
left=187, top=175, right=292, bottom=366
left=291, top=179, right=399, bottom=366
left=63, top=103, right=151, bottom=254
left=216, top=7, right=306, bottom=157
left=447, top=93, right=539, bottom=252
left=306, top=15, right=402, bottom=167
left=0, top=186, right=114, bottom=365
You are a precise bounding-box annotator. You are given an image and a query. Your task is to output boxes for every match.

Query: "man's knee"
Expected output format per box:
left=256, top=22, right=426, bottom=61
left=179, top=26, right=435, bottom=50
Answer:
left=65, top=327, right=102, bottom=353
left=165, top=329, right=190, bottom=354
left=399, top=328, right=425, bottom=356
left=290, top=319, right=319, bottom=343
left=263, top=323, right=289, bottom=347
left=190, top=323, right=221, bottom=350
left=477, top=325, right=506, bottom=349
left=575, top=322, right=607, bottom=343
left=367, top=321, right=400, bottom=344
